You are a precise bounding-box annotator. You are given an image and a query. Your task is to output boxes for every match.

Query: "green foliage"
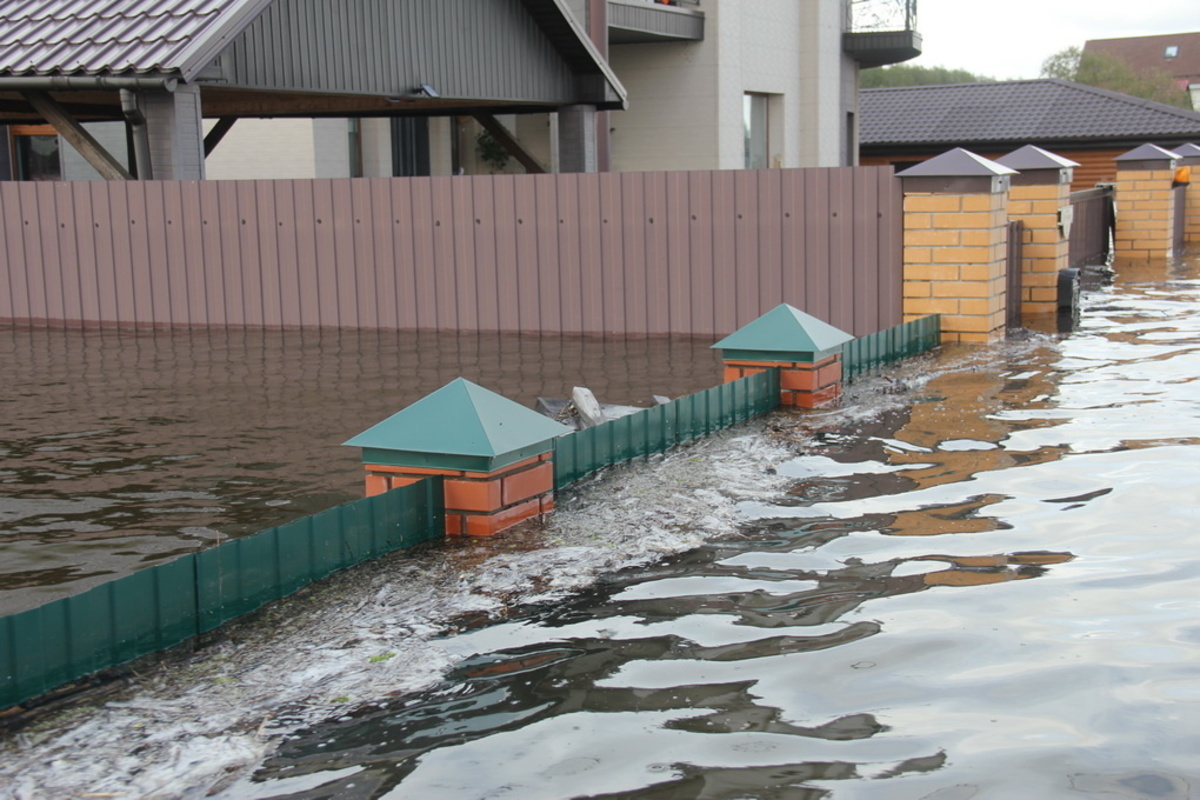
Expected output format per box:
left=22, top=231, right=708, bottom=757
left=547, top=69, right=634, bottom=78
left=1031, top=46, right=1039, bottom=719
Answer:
left=476, top=130, right=511, bottom=172
left=1041, top=46, right=1190, bottom=108
left=860, top=64, right=994, bottom=88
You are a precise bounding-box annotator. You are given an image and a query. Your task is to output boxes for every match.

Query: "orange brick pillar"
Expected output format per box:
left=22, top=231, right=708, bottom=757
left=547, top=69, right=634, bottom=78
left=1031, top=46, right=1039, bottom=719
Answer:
left=345, top=378, right=571, bottom=537
left=897, top=148, right=1016, bottom=343
left=711, top=303, right=853, bottom=410
left=1172, top=143, right=1200, bottom=247
left=996, top=145, right=1077, bottom=320
left=1113, top=143, right=1180, bottom=264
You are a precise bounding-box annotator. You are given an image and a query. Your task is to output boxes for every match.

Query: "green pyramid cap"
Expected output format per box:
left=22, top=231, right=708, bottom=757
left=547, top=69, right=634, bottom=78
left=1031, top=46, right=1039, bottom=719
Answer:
left=344, top=378, right=572, bottom=471
left=711, top=304, right=854, bottom=361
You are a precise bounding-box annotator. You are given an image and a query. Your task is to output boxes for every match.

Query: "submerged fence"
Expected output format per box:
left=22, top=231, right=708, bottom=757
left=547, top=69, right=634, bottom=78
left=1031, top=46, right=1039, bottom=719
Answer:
left=553, top=370, right=781, bottom=489
left=1, top=315, right=942, bottom=711
left=1, top=480, right=443, bottom=710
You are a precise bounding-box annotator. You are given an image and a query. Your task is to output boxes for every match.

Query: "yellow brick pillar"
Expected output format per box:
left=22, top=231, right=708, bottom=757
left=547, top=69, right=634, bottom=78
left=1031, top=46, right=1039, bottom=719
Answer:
left=1171, top=142, right=1200, bottom=247
left=996, top=145, right=1078, bottom=320
left=897, top=148, right=1016, bottom=344
left=1113, top=143, right=1179, bottom=264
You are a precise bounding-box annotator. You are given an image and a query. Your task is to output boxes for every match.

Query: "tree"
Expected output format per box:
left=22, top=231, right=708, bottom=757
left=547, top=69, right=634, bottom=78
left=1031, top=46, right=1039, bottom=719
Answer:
left=860, top=64, right=994, bottom=89
left=1040, top=46, right=1190, bottom=108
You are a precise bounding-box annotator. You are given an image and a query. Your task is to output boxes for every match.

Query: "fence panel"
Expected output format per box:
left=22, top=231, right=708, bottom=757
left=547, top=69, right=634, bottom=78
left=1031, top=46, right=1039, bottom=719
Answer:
left=1, top=168, right=902, bottom=337
left=1069, top=187, right=1115, bottom=269
left=2, top=479, right=443, bottom=710
left=841, top=315, right=942, bottom=383
left=553, top=370, right=781, bottom=490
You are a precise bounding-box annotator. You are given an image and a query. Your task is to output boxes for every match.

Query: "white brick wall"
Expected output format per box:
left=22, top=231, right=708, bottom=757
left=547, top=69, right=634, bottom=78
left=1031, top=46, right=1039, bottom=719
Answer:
left=204, top=118, right=319, bottom=180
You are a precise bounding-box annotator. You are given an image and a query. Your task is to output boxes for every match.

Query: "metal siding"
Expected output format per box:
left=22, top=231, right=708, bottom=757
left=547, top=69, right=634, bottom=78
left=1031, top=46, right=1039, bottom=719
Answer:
left=222, top=0, right=577, bottom=103
left=2, top=167, right=903, bottom=335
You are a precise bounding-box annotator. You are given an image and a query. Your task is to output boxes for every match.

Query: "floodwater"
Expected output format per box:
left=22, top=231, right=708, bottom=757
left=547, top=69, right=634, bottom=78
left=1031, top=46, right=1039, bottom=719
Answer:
left=3, top=255, right=1200, bottom=799
left=0, top=329, right=721, bottom=615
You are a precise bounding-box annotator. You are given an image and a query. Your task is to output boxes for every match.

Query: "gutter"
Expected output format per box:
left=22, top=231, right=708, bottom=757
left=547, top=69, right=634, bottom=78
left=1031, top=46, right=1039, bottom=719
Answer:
left=0, top=76, right=179, bottom=91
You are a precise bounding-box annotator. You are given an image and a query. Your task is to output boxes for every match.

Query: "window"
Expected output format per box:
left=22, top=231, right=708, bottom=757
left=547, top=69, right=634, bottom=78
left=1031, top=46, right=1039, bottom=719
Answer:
left=1165, top=45, right=1179, bottom=58
left=744, top=93, right=768, bottom=169
left=9, top=124, right=61, bottom=181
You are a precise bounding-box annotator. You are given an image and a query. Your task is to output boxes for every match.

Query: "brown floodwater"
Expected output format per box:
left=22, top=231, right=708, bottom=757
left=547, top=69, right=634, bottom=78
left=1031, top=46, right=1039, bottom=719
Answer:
left=213, top=255, right=1200, bottom=798
left=3, top=255, right=1200, bottom=800
left=0, top=328, right=722, bottom=614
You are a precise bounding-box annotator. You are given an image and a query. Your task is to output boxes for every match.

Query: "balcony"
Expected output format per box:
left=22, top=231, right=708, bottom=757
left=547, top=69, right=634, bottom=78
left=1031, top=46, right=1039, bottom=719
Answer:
left=844, top=0, right=922, bottom=68
left=608, top=0, right=704, bottom=45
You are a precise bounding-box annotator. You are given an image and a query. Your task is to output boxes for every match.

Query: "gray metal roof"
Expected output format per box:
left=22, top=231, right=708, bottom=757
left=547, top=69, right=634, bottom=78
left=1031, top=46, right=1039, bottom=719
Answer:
left=995, top=144, right=1080, bottom=171
left=0, top=0, right=269, bottom=79
left=861, top=79, right=1200, bottom=147
left=895, top=147, right=1015, bottom=177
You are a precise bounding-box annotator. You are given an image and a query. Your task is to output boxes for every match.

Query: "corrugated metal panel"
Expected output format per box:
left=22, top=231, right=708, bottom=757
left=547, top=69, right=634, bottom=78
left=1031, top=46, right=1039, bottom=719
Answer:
left=221, top=0, right=578, bottom=103
left=608, top=1, right=703, bottom=43
left=0, top=166, right=904, bottom=337
left=0, top=0, right=261, bottom=76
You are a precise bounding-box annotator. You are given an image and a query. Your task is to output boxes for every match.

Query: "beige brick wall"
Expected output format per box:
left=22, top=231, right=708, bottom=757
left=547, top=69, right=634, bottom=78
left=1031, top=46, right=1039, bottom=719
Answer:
left=903, top=190, right=1009, bottom=343
left=1113, top=168, right=1177, bottom=263
left=1184, top=181, right=1200, bottom=243
left=1008, top=181, right=1070, bottom=317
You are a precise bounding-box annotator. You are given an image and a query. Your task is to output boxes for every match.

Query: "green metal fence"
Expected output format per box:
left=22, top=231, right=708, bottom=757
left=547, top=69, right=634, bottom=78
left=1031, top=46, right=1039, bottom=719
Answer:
left=554, top=369, right=782, bottom=489
left=840, top=315, right=941, bottom=382
left=1, top=478, right=443, bottom=710
left=2, top=318, right=942, bottom=711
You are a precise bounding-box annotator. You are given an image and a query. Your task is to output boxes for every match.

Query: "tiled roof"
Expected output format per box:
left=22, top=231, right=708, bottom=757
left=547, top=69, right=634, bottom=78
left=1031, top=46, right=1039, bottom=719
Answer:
left=861, top=79, right=1200, bottom=146
left=0, top=0, right=266, bottom=78
left=1085, top=32, right=1200, bottom=84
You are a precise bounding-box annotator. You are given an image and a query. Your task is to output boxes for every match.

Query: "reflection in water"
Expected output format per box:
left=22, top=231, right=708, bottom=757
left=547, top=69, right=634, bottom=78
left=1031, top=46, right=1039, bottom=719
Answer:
left=0, top=328, right=720, bottom=614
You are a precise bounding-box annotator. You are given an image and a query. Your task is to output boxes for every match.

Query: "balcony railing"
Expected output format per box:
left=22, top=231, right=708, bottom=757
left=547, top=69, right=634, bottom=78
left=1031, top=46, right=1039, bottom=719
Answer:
left=846, top=0, right=917, bottom=33
left=843, top=0, right=920, bottom=67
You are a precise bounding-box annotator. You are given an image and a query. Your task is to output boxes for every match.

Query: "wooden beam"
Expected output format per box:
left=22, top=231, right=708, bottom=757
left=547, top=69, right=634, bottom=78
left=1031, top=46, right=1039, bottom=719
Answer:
left=472, top=113, right=548, bottom=174
left=203, top=116, right=238, bottom=156
left=20, top=90, right=133, bottom=180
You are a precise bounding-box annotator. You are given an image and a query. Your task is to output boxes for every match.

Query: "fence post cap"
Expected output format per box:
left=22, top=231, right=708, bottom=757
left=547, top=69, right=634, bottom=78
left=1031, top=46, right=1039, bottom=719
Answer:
left=712, top=304, right=854, bottom=362
left=1115, top=143, right=1179, bottom=163
left=344, top=378, right=572, bottom=471
left=996, top=144, right=1079, bottom=171
left=896, top=148, right=1016, bottom=178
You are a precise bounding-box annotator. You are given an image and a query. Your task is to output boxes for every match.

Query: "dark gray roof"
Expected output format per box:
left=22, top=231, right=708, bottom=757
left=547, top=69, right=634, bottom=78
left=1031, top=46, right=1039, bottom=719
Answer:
left=861, top=79, right=1200, bottom=147
left=0, top=0, right=270, bottom=80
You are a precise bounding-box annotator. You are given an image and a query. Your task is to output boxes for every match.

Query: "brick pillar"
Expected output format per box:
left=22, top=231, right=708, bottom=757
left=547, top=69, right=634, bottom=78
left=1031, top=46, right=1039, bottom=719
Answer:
left=711, top=303, right=853, bottom=409
left=996, top=146, right=1077, bottom=319
left=1113, top=143, right=1179, bottom=264
left=364, top=455, right=555, bottom=537
left=345, top=378, right=571, bottom=537
left=897, top=149, right=1016, bottom=344
left=722, top=355, right=843, bottom=409
left=1172, top=143, right=1200, bottom=246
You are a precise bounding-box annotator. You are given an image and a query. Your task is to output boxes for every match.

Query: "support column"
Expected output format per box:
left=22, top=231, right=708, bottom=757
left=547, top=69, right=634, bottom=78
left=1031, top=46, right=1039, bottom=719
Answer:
left=996, top=145, right=1078, bottom=320
left=137, top=82, right=205, bottom=180
left=1112, top=143, right=1179, bottom=264
left=558, top=104, right=598, bottom=173
left=1172, top=143, right=1200, bottom=246
left=897, top=149, right=1016, bottom=344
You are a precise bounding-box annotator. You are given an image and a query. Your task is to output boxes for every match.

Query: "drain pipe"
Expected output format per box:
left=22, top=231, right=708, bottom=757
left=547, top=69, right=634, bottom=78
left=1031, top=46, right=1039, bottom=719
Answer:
left=119, top=89, right=153, bottom=180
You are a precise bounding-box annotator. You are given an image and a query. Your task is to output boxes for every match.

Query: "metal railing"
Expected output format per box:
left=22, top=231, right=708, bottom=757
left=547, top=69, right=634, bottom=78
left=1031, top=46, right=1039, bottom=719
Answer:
left=846, top=0, right=917, bottom=32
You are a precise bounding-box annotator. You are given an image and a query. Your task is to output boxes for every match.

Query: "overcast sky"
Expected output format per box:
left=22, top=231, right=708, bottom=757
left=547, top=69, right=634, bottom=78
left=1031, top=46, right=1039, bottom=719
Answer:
left=907, top=0, right=1198, bottom=80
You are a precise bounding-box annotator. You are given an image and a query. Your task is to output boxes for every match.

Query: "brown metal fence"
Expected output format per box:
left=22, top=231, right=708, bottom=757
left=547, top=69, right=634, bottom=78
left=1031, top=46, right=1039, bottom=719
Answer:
left=0, top=167, right=902, bottom=337
left=1068, top=186, right=1114, bottom=269
left=1173, top=184, right=1186, bottom=256
left=1006, top=220, right=1024, bottom=329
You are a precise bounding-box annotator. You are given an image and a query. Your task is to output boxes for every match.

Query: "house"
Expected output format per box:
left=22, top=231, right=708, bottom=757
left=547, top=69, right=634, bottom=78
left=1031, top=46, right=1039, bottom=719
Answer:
left=1, top=0, right=921, bottom=181
left=0, top=0, right=627, bottom=181
left=859, top=79, right=1200, bottom=190
left=1084, top=31, right=1200, bottom=109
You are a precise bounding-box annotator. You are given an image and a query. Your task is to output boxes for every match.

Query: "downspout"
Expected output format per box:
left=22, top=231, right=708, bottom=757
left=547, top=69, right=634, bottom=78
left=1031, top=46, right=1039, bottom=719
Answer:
left=120, top=89, right=153, bottom=180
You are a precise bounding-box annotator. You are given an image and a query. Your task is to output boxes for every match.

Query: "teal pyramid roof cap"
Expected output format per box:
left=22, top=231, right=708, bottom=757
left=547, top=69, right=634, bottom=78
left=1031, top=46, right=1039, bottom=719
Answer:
left=711, top=304, right=854, bottom=361
left=344, top=378, right=572, bottom=471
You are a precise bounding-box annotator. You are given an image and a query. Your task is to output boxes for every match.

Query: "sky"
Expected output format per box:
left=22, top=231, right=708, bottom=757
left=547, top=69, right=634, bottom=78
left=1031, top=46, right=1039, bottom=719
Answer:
left=907, top=0, right=1198, bottom=80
